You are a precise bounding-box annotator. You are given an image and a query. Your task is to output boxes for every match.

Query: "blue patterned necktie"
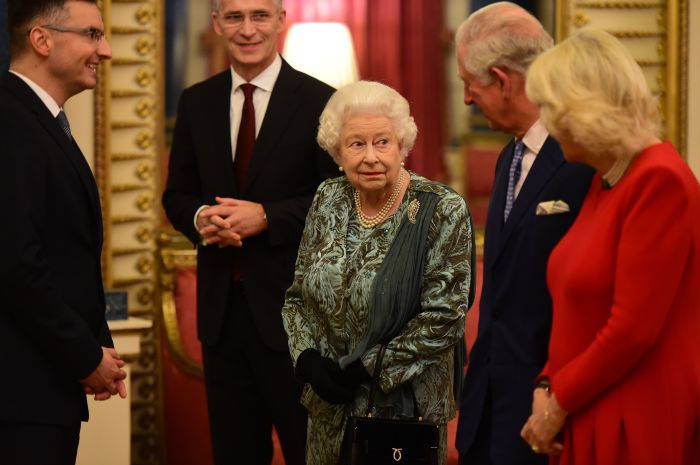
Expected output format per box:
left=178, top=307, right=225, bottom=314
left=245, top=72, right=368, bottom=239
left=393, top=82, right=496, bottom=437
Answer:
left=56, top=110, right=72, bottom=141
left=504, top=139, right=525, bottom=221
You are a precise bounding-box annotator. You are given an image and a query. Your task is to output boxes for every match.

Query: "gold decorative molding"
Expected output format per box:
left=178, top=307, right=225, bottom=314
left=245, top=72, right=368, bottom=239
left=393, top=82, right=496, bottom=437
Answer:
left=95, top=0, right=165, bottom=462
left=112, top=152, right=153, bottom=160
left=112, top=215, right=153, bottom=224
left=111, top=152, right=153, bottom=161
left=136, top=255, right=154, bottom=274
left=113, top=277, right=153, bottom=287
left=112, top=89, right=151, bottom=97
left=137, top=286, right=154, bottom=305
left=112, top=184, right=150, bottom=192
left=574, top=12, right=590, bottom=27
left=609, top=31, right=665, bottom=38
left=159, top=234, right=203, bottom=377
left=135, top=130, right=154, bottom=149
left=557, top=0, right=688, bottom=156
left=135, top=162, right=155, bottom=181
left=576, top=2, right=665, bottom=7
left=113, top=246, right=155, bottom=256
left=112, top=58, right=150, bottom=66
left=112, top=121, right=151, bottom=129
left=135, top=37, right=156, bottom=56
left=135, top=68, right=156, bottom=87
left=637, top=59, right=667, bottom=66
left=135, top=6, right=156, bottom=26
left=136, top=225, right=154, bottom=243
left=112, top=26, right=151, bottom=34
left=135, top=98, right=155, bottom=118
left=136, top=192, right=154, bottom=212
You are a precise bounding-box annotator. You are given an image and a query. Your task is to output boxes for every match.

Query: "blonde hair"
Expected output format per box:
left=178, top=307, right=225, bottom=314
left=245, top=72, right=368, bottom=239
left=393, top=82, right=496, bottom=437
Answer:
left=526, top=28, right=659, bottom=160
left=455, top=2, right=552, bottom=85
left=317, top=81, right=418, bottom=163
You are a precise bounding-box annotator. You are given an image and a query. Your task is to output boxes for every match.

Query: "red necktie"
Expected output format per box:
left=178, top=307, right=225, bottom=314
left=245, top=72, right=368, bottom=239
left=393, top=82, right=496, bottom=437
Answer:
left=234, top=83, right=256, bottom=188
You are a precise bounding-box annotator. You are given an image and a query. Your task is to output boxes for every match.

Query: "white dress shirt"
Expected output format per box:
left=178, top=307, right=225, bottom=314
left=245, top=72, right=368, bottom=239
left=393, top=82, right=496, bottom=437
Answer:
left=194, top=55, right=283, bottom=231
left=9, top=69, right=62, bottom=117
left=514, top=119, right=549, bottom=198
left=229, top=54, right=282, bottom=161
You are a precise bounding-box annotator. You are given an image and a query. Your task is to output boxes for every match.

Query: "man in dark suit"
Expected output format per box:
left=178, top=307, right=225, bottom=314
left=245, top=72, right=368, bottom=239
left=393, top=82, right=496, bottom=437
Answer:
left=162, top=0, right=337, bottom=463
left=454, top=3, right=594, bottom=465
left=0, top=1, right=127, bottom=464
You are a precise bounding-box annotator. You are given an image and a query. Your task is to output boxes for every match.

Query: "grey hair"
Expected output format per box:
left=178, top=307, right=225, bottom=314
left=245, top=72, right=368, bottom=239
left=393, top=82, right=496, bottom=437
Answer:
left=212, top=0, right=282, bottom=11
left=455, top=1, right=552, bottom=85
left=317, top=80, right=418, bottom=164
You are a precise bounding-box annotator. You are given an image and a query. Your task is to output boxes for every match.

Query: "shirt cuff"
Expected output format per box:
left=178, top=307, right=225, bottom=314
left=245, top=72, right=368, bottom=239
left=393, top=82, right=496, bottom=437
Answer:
left=193, top=205, right=209, bottom=234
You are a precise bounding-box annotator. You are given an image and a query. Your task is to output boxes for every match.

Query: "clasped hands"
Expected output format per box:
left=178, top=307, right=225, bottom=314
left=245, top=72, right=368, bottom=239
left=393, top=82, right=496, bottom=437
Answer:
left=81, top=347, right=128, bottom=401
left=295, top=348, right=371, bottom=404
left=520, top=386, right=567, bottom=456
left=197, top=197, right=267, bottom=247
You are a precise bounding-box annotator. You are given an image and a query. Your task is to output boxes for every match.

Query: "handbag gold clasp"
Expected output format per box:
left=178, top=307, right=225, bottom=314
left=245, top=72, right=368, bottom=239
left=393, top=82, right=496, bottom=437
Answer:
left=392, top=447, right=403, bottom=461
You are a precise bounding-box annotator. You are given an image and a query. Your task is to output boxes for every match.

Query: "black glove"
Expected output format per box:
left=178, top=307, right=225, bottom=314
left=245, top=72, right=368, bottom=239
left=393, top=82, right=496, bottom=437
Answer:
left=295, top=348, right=354, bottom=404
left=336, top=358, right=372, bottom=388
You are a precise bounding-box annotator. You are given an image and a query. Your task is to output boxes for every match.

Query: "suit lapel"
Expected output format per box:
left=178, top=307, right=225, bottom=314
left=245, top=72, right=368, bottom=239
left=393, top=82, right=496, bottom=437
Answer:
left=483, top=141, right=513, bottom=268
left=2, top=73, right=103, bottom=241
left=243, top=60, right=302, bottom=193
left=493, top=136, right=564, bottom=261
left=205, top=71, right=237, bottom=195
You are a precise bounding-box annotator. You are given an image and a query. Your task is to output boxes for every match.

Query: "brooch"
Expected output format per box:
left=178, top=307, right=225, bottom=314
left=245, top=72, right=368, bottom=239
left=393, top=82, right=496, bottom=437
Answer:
left=407, top=198, right=421, bottom=224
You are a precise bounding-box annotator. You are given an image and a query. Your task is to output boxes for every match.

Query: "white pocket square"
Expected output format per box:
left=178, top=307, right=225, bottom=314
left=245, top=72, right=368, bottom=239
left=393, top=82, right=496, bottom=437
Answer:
left=536, top=200, right=570, bottom=216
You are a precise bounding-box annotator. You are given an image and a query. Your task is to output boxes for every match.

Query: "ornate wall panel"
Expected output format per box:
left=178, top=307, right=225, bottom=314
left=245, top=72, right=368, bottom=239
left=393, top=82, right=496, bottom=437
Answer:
left=95, top=1, right=165, bottom=464
left=556, top=0, right=688, bottom=156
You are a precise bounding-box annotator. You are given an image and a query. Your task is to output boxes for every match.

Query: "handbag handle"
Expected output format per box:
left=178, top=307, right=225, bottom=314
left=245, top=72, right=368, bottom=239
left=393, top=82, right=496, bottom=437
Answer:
left=365, top=344, right=387, bottom=415
left=364, top=344, right=422, bottom=420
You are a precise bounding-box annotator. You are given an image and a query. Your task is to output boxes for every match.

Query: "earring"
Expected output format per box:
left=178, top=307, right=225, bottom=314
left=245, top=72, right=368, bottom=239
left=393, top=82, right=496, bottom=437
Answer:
left=338, top=166, right=344, bottom=172
left=400, top=161, right=405, bottom=167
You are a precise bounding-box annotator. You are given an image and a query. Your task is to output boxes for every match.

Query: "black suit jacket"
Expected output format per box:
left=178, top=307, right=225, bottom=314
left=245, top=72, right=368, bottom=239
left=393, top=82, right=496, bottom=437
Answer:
left=456, top=137, right=594, bottom=464
left=0, top=72, right=112, bottom=425
left=162, top=59, right=337, bottom=351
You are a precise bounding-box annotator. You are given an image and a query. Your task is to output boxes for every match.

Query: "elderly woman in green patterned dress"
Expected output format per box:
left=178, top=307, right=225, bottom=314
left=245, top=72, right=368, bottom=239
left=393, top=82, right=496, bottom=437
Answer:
left=281, top=80, right=473, bottom=465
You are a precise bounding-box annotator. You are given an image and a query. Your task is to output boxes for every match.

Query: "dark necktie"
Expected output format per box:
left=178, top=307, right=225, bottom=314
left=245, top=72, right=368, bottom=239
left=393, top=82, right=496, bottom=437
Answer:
left=504, top=139, right=525, bottom=221
left=234, top=83, right=256, bottom=187
left=56, top=110, right=72, bottom=140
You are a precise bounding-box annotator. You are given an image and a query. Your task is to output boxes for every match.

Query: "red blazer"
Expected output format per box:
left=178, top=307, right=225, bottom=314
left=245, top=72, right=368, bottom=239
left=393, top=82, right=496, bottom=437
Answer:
left=543, top=141, right=700, bottom=465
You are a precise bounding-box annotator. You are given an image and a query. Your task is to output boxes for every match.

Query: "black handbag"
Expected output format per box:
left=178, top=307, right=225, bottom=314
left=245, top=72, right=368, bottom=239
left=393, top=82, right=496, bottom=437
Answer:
left=340, top=346, right=440, bottom=465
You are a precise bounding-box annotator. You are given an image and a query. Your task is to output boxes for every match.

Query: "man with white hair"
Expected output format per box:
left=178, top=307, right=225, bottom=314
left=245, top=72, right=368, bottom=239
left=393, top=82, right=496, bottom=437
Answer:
left=162, top=0, right=337, bottom=463
left=454, top=3, right=593, bottom=464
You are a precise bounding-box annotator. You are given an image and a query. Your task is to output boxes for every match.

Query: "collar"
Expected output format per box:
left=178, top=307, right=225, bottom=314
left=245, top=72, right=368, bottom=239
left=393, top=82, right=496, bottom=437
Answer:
left=230, top=54, right=282, bottom=92
left=9, top=69, right=62, bottom=117
left=519, top=119, right=548, bottom=154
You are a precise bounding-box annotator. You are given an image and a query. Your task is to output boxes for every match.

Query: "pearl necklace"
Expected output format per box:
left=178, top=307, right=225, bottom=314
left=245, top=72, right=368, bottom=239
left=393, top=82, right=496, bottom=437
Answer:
left=354, top=170, right=405, bottom=228
left=601, top=157, right=632, bottom=189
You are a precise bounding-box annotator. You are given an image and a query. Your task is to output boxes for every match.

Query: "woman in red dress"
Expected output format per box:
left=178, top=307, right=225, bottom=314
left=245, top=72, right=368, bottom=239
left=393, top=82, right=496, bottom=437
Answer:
left=519, top=28, right=700, bottom=465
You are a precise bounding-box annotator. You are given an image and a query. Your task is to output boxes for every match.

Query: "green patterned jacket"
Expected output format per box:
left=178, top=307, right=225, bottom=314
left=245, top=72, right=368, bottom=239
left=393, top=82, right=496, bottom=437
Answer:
left=282, top=172, right=472, bottom=464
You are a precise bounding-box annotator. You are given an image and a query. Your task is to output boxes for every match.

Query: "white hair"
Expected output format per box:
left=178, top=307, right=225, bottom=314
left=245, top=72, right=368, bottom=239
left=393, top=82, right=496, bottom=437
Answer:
left=212, top=0, right=282, bottom=12
left=317, top=81, right=418, bottom=164
left=455, top=1, right=552, bottom=84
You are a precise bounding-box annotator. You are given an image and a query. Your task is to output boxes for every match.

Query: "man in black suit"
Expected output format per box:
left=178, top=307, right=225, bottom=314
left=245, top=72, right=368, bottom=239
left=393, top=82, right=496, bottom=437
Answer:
left=162, top=0, right=337, bottom=463
left=454, top=3, right=594, bottom=465
left=0, top=1, right=127, bottom=464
